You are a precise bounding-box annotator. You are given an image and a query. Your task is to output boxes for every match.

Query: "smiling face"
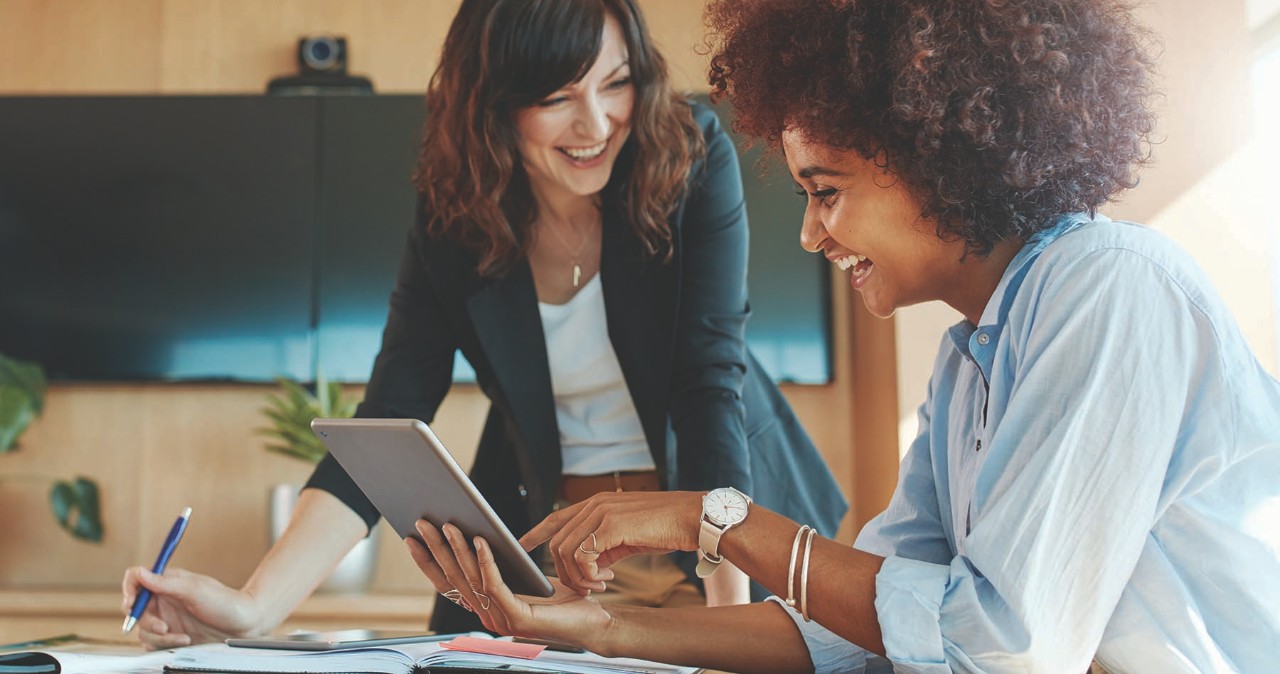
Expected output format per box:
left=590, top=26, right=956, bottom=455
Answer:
left=514, top=13, right=634, bottom=206
left=783, top=129, right=970, bottom=319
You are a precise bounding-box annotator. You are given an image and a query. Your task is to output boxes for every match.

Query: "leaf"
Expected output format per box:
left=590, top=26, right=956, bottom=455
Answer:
left=259, top=376, right=356, bottom=464
left=49, top=477, right=103, bottom=543
left=279, top=378, right=316, bottom=412
left=0, top=386, right=37, bottom=453
left=0, top=353, right=46, bottom=415
left=258, top=407, right=297, bottom=429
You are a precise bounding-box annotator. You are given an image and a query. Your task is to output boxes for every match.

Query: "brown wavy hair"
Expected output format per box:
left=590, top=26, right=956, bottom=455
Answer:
left=415, top=0, right=703, bottom=277
left=705, top=0, right=1157, bottom=255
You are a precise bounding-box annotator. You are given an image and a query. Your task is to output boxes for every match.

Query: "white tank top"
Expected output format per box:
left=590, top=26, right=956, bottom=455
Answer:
left=537, top=274, right=656, bottom=476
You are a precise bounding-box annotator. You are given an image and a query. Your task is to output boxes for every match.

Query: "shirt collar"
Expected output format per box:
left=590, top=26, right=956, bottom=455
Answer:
left=945, top=212, right=1099, bottom=358
left=977, top=212, right=1098, bottom=328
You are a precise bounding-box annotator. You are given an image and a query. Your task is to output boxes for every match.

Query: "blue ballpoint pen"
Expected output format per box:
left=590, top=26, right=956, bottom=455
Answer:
left=123, top=507, right=192, bottom=634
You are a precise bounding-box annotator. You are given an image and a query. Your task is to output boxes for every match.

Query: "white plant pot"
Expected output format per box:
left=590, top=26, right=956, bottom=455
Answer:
left=270, top=483, right=378, bottom=594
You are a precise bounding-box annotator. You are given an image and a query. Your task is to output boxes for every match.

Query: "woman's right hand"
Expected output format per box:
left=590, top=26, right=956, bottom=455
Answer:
left=121, top=566, right=264, bottom=650
left=519, top=491, right=705, bottom=595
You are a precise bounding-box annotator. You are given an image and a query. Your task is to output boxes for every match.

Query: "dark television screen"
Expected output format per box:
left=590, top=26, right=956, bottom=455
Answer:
left=0, top=97, right=316, bottom=381
left=0, top=94, right=829, bottom=384
left=313, top=95, right=477, bottom=383
left=705, top=96, right=833, bottom=384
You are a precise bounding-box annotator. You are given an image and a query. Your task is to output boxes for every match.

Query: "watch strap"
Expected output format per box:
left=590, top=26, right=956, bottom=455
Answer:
left=696, top=488, right=752, bottom=578
left=696, top=515, right=729, bottom=578
left=701, top=511, right=732, bottom=580
left=696, top=519, right=725, bottom=578
left=695, top=551, right=722, bottom=578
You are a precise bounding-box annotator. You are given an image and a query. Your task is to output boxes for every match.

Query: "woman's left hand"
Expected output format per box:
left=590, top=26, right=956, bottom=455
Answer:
left=520, top=491, right=705, bottom=596
left=405, top=520, right=611, bottom=645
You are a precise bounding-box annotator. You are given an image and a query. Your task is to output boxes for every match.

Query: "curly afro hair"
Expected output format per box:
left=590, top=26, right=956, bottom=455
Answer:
left=705, top=0, right=1158, bottom=255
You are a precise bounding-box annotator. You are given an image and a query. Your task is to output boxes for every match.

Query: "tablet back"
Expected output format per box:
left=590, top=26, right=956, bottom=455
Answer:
left=310, top=417, right=554, bottom=597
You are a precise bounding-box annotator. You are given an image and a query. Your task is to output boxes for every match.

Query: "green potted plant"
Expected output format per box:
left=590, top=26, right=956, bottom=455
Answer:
left=0, top=352, right=103, bottom=543
left=259, top=377, right=358, bottom=463
left=258, top=376, right=374, bottom=593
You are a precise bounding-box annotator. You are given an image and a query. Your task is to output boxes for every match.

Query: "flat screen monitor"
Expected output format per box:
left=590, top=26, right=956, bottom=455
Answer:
left=0, top=96, right=316, bottom=381
left=312, top=95, right=478, bottom=384
left=0, top=94, right=829, bottom=385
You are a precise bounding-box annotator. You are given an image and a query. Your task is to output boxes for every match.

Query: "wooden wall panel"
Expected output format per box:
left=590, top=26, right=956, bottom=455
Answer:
left=155, top=0, right=454, bottom=94
left=0, top=0, right=713, bottom=95
left=0, top=384, right=491, bottom=591
left=0, top=0, right=164, bottom=93
left=633, top=0, right=713, bottom=93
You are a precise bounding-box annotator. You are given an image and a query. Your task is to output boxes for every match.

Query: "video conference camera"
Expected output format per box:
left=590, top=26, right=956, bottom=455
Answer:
left=298, top=36, right=348, bottom=75
left=267, top=35, right=374, bottom=95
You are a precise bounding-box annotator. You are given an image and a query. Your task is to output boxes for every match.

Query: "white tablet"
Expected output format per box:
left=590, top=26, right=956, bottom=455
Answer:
left=311, top=418, right=554, bottom=598
left=227, top=629, right=448, bottom=651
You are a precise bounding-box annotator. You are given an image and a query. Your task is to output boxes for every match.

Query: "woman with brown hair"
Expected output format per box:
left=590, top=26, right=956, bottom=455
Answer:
left=120, top=0, right=845, bottom=644
left=407, top=0, right=1280, bottom=671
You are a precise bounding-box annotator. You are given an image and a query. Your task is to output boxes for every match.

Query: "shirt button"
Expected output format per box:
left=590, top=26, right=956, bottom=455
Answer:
left=976, top=333, right=990, bottom=346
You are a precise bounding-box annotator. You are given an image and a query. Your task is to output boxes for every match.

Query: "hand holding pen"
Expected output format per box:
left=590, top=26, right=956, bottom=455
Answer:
left=123, top=507, right=191, bottom=633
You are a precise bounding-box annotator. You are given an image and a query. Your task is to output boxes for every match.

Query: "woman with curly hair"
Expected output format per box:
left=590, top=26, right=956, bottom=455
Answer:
left=408, top=0, right=1280, bottom=671
left=120, top=0, right=846, bottom=645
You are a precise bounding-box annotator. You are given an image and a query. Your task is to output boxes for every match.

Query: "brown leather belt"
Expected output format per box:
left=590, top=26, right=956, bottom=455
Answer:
left=558, top=470, right=661, bottom=504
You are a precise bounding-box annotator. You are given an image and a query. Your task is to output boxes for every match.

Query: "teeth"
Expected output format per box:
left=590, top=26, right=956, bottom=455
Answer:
left=561, top=141, right=608, bottom=160
left=834, top=254, right=867, bottom=271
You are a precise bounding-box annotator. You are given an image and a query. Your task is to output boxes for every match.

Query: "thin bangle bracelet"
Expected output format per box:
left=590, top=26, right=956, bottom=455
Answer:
left=785, top=525, right=810, bottom=608
left=799, top=527, right=816, bottom=622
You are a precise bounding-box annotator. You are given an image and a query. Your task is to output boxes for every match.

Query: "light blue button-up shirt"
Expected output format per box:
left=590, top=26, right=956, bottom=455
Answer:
left=771, top=215, right=1280, bottom=673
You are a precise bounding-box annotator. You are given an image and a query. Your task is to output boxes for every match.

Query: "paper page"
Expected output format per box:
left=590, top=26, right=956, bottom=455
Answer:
left=418, top=645, right=699, bottom=674
left=163, top=638, right=698, bottom=674
left=166, top=642, right=419, bottom=674
left=528, top=649, right=699, bottom=674
left=0, top=640, right=179, bottom=674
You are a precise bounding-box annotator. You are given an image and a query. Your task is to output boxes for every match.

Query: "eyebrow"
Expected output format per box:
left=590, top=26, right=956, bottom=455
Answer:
left=605, top=60, right=630, bottom=78
left=797, top=165, right=848, bottom=180
left=563, top=61, right=629, bottom=92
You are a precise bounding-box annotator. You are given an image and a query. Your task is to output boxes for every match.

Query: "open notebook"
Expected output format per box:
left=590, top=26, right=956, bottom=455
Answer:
left=164, top=638, right=699, bottom=674
left=0, top=636, right=180, bottom=674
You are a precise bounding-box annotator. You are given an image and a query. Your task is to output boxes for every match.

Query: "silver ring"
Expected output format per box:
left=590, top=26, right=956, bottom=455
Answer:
left=471, top=588, right=492, bottom=610
left=443, top=588, right=472, bottom=611
left=578, top=532, right=599, bottom=555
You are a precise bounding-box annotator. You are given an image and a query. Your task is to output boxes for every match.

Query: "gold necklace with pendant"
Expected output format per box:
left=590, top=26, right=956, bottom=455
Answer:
left=543, top=219, right=593, bottom=287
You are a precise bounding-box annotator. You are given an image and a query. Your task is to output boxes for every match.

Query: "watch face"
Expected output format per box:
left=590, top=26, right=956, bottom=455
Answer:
left=703, top=488, right=750, bottom=527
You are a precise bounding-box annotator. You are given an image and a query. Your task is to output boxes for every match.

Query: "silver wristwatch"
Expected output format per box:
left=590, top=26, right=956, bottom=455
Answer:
left=696, top=487, right=752, bottom=578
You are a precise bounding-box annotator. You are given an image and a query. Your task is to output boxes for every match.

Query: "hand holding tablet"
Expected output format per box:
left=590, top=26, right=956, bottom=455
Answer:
left=311, top=418, right=554, bottom=598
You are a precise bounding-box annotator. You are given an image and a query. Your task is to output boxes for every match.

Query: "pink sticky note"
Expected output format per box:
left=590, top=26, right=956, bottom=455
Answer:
left=440, top=635, right=546, bottom=659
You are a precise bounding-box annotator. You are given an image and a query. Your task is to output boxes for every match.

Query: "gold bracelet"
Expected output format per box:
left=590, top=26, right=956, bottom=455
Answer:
left=799, top=526, right=817, bottom=622
left=785, top=525, right=810, bottom=609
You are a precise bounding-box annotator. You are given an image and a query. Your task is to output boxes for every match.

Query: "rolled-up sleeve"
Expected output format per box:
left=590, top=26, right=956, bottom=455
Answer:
left=873, top=557, right=950, bottom=670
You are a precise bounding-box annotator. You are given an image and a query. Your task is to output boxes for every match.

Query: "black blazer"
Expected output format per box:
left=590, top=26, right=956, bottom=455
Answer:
left=306, top=103, right=847, bottom=630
